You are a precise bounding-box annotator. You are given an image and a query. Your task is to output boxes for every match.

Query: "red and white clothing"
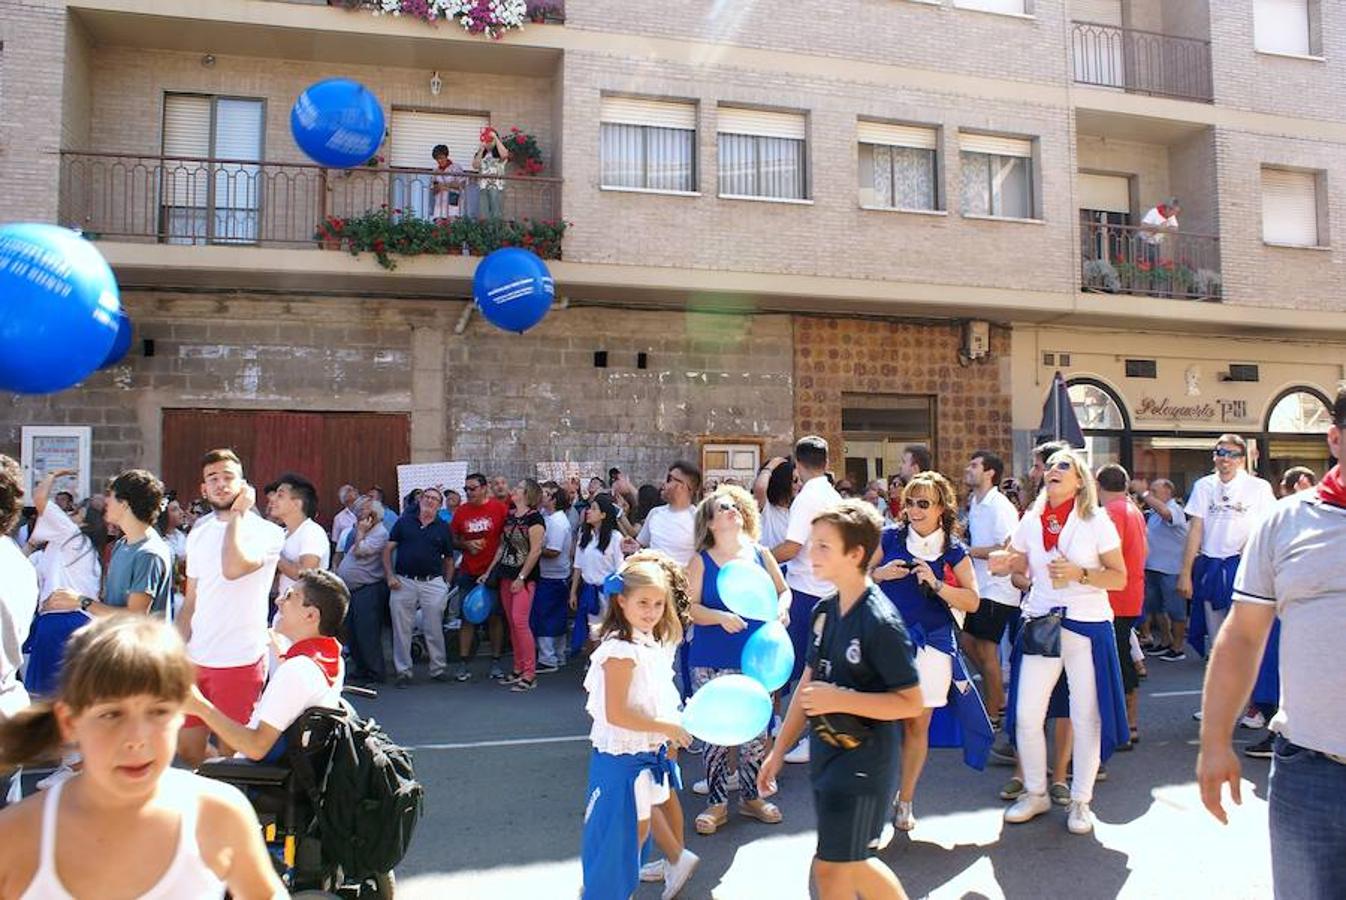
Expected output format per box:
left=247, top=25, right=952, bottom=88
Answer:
left=450, top=499, right=508, bottom=579
left=248, top=637, right=344, bottom=734
left=185, top=511, right=285, bottom=668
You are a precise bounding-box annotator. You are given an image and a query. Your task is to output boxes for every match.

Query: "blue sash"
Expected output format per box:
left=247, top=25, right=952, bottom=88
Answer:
left=1004, top=618, right=1130, bottom=763
left=531, top=577, right=570, bottom=638
left=1252, top=618, right=1281, bottom=707
left=581, top=747, right=682, bottom=900
left=908, top=622, right=995, bottom=771
left=22, top=611, right=92, bottom=699
left=1188, top=554, right=1240, bottom=658
left=571, top=582, right=602, bottom=657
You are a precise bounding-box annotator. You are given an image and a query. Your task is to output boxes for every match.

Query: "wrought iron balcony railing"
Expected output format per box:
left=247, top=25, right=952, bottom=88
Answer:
left=1071, top=21, right=1213, bottom=103
left=1080, top=220, right=1221, bottom=300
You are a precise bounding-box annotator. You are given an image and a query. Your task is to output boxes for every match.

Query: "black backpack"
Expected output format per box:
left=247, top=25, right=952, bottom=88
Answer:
left=289, top=705, right=424, bottom=880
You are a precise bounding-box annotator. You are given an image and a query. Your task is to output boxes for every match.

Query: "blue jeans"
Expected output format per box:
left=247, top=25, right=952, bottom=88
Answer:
left=1270, top=735, right=1346, bottom=899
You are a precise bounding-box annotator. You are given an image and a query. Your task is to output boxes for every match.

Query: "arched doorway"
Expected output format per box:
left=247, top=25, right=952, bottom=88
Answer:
left=1067, top=377, right=1130, bottom=473
left=1263, top=387, right=1333, bottom=484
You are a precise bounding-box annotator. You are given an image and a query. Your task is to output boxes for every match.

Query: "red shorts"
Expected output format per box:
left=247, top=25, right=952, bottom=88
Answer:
left=183, top=658, right=266, bottom=729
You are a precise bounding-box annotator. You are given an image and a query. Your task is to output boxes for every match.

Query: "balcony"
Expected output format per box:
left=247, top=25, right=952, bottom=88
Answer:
left=1070, top=21, right=1213, bottom=103
left=1080, top=222, right=1220, bottom=301
left=59, top=152, right=563, bottom=262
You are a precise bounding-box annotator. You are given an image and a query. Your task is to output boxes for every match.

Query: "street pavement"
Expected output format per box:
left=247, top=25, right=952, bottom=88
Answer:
left=348, top=648, right=1273, bottom=900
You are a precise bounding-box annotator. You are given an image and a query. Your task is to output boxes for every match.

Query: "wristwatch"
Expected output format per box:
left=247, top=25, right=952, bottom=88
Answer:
left=1079, top=569, right=1091, bottom=586
left=79, top=595, right=95, bottom=611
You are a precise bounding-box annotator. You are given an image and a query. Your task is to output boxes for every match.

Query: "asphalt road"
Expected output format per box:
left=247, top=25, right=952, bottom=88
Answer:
left=347, top=648, right=1273, bottom=900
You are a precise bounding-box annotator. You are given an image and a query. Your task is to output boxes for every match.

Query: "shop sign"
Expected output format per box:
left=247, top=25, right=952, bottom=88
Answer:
left=1134, top=396, right=1254, bottom=424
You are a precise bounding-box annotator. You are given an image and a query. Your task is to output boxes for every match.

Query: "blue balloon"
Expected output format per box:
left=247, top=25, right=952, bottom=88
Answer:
left=716, top=559, right=778, bottom=622
left=99, top=310, right=133, bottom=369
left=0, top=223, right=120, bottom=394
left=462, top=584, right=496, bottom=625
left=741, top=621, right=795, bottom=692
left=472, top=248, right=555, bottom=333
left=290, top=78, right=386, bottom=169
left=681, top=674, right=772, bottom=747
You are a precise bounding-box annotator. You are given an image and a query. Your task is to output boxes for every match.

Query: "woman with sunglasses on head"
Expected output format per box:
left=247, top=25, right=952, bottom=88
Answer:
left=684, top=485, right=791, bottom=835
left=990, top=448, right=1130, bottom=836
left=870, top=472, right=986, bottom=833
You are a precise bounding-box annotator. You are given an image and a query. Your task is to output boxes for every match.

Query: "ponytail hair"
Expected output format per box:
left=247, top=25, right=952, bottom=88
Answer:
left=596, top=549, right=688, bottom=646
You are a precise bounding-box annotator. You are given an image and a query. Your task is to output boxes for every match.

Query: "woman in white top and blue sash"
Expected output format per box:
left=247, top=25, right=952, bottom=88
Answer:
left=992, top=448, right=1130, bottom=836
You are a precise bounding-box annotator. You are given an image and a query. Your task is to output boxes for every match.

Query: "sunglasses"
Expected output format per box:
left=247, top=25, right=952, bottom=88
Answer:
left=1213, top=447, right=1245, bottom=459
left=904, top=498, right=934, bottom=510
left=1049, top=460, right=1074, bottom=472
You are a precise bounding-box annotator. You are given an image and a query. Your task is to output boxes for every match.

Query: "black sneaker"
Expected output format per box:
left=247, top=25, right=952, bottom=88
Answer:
left=1159, top=648, right=1187, bottom=662
left=1144, top=644, right=1170, bottom=657
left=1244, top=735, right=1274, bottom=759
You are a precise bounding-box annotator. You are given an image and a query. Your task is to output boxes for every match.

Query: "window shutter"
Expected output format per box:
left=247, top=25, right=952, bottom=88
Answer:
left=213, top=99, right=263, bottom=161
left=1261, top=168, right=1318, bottom=246
left=954, top=0, right=1026, bottom=14
left=389, top=110, right=490, bottom=169
left=856, top=121, right=937, bottom=150
left=959, top=132, right=1033, bottom=157
left=1078, top=173, right=1130, bottom=214
left=716, top=107, right=806, bottom=140
left=600, top=97, right=696, bottom=130
left=162, top=94, right=212, bottom=158
left=1074, top=0, right=1122, bottom=25
left=1254, top=0, right=1310, bottom=55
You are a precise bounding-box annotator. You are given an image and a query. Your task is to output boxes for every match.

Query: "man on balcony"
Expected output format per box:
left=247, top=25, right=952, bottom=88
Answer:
left=1139, top=197, right=1181, bottom=290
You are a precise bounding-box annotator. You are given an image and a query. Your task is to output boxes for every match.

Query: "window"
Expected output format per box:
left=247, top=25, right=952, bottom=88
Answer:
left=388, top=109, right=490, bottom=219
left=1261, top=167, right=1321, bottom=246
left=955, top=0, right=1029, bottom=14
left=1067, top=379, right=1128, bottom=472
left=857, top=121, right=938, bottom=211
left=1254, top=0, right=1313, bottom=56
left=701, top=443, right=761, bottom=489
left=717, top=107, right=807, bottom=201
left=959, top=133, right=1034, bottom=219
left=161, top=94, right=264, bottom=245
left=599, top=97, right=697, bottom=193
left=1268, top=389, right=1332, bottom=433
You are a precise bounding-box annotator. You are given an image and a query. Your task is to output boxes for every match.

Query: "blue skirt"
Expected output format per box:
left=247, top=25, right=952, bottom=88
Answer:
left=22, top=611, right=92, bottom=699
left=530, top=577, right=570, bottom=638
left=1189, top=553, right=1240, bottom=658
left=582, top=748, right=681, bottom=900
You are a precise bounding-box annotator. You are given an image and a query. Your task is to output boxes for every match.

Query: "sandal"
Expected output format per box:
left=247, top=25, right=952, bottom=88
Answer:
left=695, top=804, right=729, bottom=835
left=737, top=798, right=783, bottom=824
left=1129, top=727, right=1140, bottom=744
left=998, top=777, right=1025, bottom=801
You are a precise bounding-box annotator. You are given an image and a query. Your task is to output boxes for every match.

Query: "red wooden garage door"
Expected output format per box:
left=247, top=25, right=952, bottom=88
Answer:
left=161, top=410, right=411, bottom=529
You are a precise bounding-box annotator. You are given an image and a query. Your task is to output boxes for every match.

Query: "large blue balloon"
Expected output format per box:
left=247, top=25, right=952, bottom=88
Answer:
left=681, top=674, right=772, bottom=747
left=472, top=248, right=555, bottom=334
left=716, top=559, right=778, bottom=622
left=99, top=310, right=133, bottom=369
left=290, top=78, right=386, bottom=169
left=0, top=223, right=120, bottom=394
left=462, top=584, right=496, bottom=625
left=741, top=620, right=795, bottom=692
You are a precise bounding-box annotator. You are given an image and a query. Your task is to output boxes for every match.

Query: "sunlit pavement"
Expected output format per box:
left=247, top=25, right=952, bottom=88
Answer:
left=351, top=653, right=1271, bottom=900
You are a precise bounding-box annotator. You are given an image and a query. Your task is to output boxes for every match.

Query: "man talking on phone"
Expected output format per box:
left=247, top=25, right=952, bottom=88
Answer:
left=176, top=448, right=285, bottom=766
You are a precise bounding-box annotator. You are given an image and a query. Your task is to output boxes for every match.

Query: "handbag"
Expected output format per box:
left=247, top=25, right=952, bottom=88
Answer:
left=1020, top=610, right=1063, bottom=657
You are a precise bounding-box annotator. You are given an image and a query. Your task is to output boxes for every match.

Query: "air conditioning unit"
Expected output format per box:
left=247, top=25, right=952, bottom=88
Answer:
left=1220, top=364, right=1260, bottom=383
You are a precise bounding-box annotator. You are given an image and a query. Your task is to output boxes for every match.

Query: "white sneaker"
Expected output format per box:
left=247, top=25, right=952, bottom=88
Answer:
left=661, top=849, right=700, bottom=900
left=1067, top=800, right=1094, bottom=835
left=691, top=773, right=739, bottom=795
left=1004, top=792, right=1052, bottom=824
left=1192, top=709, right=1203, bottom=721
left=640, top=860, right=665, bottom=883
left=1240, top=710, right=1266, bottom=730
left=783, top=739, right=810, bottom=764
left=894, top=800, right=916, bottom=832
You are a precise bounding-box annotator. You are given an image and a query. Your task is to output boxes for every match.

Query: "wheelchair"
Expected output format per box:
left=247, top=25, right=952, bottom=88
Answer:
left=196, top=687, right=396, bottom=899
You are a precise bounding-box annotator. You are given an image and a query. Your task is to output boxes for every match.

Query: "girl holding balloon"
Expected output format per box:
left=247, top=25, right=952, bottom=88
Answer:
left=581, top=551, right=700, bottom=900
left=684, top=485, right=790, bottom=835
left=871, top=472, right=987, bottom=833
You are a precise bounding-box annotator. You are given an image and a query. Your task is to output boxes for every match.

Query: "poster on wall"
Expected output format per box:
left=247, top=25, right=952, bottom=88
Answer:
left=536, top=460, right=605, bottom=483
left=397, top=461, right=469, bottom=508
left=21, top=426, right=92, bottom=502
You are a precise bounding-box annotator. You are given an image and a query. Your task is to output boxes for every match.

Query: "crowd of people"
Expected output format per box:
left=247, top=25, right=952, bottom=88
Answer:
left=0, top=386, right=1341, bottom=899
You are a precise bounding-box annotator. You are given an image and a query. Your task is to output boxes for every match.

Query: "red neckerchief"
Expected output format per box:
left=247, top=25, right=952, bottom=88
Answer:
left=1319, top=465, right=1346, bottom=509
left=284, top=637, right=341, bottom=686
left=888, top=497, right=902, bottom=519
left=1041, top=498, right=1075, bottom=552
left=1156, top=204, right=1173, bottom=219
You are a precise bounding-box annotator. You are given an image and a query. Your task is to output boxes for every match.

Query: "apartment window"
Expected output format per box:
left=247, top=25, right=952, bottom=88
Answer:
left=1254, top=0, right=1315, bottom=56
left=161, top=93, right=264, bottom=244
left=959, top=133, right=1035, bottom=219
left=857, top=121, right=938, bottom=211
left=1261, top=167, right=1322, bottom=246
left=389, top=109, right=490, bottom=219
left=717, top=107, right=807, bottom=201
left=955, top=0, right=1030, bottom=15
left=599, top=97, right=697, bottom=193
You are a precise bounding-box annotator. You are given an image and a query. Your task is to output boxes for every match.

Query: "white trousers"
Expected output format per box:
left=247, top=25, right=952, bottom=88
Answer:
left=1016, top=628, right=1102, bottom=803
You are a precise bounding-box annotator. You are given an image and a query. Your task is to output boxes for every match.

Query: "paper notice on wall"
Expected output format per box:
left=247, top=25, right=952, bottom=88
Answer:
left=536, top=460, right=605, bottom=483
left=397, top=462, right=469, bottom=505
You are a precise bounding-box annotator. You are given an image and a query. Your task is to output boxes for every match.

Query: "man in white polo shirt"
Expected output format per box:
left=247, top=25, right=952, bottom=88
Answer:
left=177, top=448, right=285, bottom=766
left=961, top=449, right=1021, bottom=725
left=772, top=435, right=842, bottom=764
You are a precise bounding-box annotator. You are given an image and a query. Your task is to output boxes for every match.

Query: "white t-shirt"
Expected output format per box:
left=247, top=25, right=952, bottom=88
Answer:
left=277, top=518, right=331, bottom=597
left=0, top=536, right=38, bottom=718
left=1185, top=470, right=1277, bottom=560
left=185, top=511, right=285, bottom=667
left=760, top=503, right=790, bottom=552
left=30, top=504, right=101, bottom=602
left=248, top=654, right=343, bottom=733
left=1011, top=504, right=1121, bottom=622
left=968, top=487, right=1022, bottom=607
left=574, top=534, right=626, bottom=586
left=584, top=632, right=681, bottom=755
left=783, top=475, right=843, bottom=598
left=1140, top=205, right=1178, bottom=244
left=539, top=510, right=573, bottom=581
left=636, top=505, right=696, bottom=568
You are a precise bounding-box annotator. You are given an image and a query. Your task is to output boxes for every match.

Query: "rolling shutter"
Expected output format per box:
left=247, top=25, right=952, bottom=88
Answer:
left=954, top=0, right=1026, bottom=14
left=1254, top=0, right=1311, bottom=55
left=959, top=132, right=1033, bottom=157
left=1078, top=173, right=1130, bottom=213
left=162, top=95, right=212, bottom=157
left=857, top=121, right=937, bottom=150
left=600, top=97, right=696, bottom=130
left=716, top=107, right=806, bottom=140
left=1261, top=168, right=1318, bottom=246
left=389, top=110, right=490, bottom=168
left=1073, top=0, right=1122, bottom=25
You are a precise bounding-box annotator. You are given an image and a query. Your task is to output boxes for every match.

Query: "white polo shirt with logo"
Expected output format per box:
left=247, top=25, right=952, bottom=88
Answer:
left=1185, top=470, right=1277, bottom=559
